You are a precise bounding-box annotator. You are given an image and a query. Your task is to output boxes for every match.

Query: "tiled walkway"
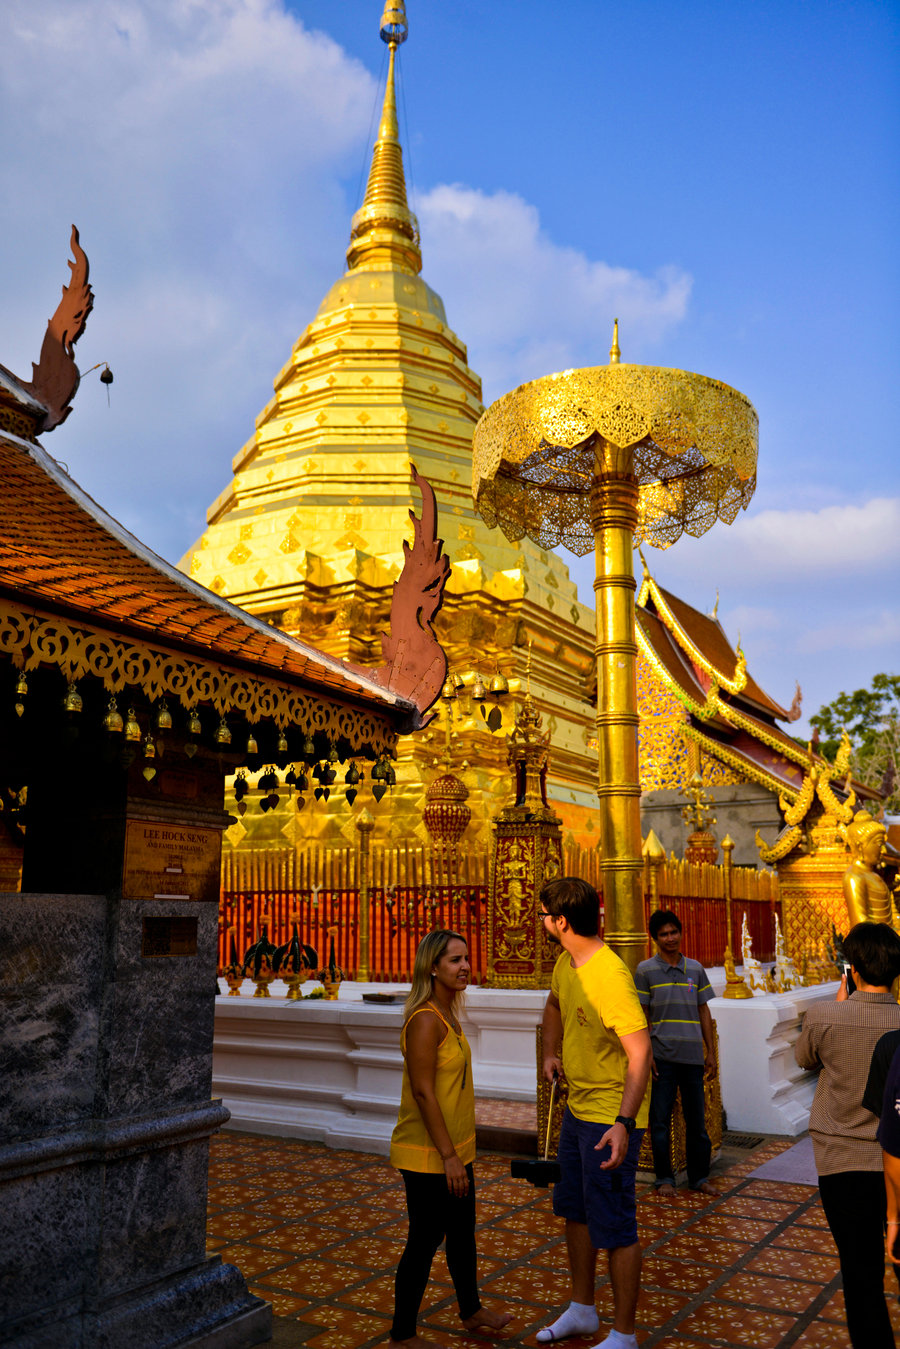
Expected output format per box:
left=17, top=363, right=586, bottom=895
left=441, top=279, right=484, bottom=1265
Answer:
left=206, top=1130, right=899, bottom=1349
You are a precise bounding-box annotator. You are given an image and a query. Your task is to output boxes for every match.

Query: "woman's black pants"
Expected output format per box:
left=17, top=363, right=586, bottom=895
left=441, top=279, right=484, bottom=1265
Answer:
left=818, top=1170, right=895, bottom=1349
left=390, top=1164, right=480, bottom=1341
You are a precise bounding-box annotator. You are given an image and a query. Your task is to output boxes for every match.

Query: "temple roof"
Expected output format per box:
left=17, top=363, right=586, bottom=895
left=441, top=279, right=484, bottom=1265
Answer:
left=0, top=427, right=415, bottom=727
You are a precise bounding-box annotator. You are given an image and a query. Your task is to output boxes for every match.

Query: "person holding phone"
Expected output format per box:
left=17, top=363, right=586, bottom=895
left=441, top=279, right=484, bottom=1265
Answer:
left=795, top=921, right=900, bottom=1348
left=388, top=929, right=510, bottom=1349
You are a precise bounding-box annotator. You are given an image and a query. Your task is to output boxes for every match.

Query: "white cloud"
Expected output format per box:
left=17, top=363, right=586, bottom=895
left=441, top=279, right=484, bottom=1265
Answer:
left=417, top=185, right=692, bottom=402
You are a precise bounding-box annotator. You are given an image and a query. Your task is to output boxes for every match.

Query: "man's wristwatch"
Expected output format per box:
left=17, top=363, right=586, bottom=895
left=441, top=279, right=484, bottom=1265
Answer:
left=615, top=1115, right=636, bottom=1135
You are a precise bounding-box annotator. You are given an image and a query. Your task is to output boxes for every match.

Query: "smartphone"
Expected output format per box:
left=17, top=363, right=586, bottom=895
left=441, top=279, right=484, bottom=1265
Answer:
left=843, top=963, right=856, bottom=994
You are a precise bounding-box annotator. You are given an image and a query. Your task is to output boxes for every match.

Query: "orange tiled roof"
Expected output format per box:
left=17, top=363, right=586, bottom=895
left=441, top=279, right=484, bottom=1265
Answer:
left=0, top=431, right=412, bottom=720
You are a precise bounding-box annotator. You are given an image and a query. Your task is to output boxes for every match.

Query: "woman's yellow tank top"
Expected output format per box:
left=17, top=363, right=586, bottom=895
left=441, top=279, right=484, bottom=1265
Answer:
left=389, top=1004, right=476, bottom=1173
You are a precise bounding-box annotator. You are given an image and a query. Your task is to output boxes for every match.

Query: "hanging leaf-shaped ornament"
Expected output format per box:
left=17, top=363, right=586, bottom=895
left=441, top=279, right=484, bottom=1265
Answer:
left=372, top=782, right=388, bottom=804
left=486, top=705, right=503, bottom=733
left=314, top=786, right=324, bottom=801
left=345, top=787, right=358, bottom=807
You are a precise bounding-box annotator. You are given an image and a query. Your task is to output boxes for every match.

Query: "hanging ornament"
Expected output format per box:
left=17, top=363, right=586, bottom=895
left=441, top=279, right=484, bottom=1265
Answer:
left=385, top=763, right=396, bottom=788
left=104, top=696, right=124, bottom=734
left=124, top=707, right=141, bottom=742
left=314, top=786, right=324, bottom=801
left=245, top=731, right=259, bottom=757
left=188, top=708, right=202, bottom=737
left=215, top=718, right=232, bottom=745
left=302, top=733, right=316, bottom=759
left=234, top=771, right=248, bottom=802
left=345, top=763, right=361, bottom=786
left=143, top=732, right=156, bottom=760
left=328, top=744, right=340, bottom=765
left=184, top=741, right=198, bottom=759
left=372, top=782, right=388, bottom=804
left=64, top=682, right=83, bottom=714
left=296, top=770, right=308, bottom=793
left=156, top=700, right=172, bottom=732
left=276, top=729, right=289, bottom=755
left=345, top=787, right=358, bottom=807
left=472, top=673, right=487, bottom=701
left=258, top=766, right=279, bottom=793
left=14, top=671, right=27, bottom=717
left=142, top=765, right=156, bottom=782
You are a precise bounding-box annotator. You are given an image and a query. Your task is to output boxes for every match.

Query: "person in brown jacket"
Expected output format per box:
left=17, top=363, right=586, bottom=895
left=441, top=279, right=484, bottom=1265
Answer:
left=795, top=921, right=900, bottom=1349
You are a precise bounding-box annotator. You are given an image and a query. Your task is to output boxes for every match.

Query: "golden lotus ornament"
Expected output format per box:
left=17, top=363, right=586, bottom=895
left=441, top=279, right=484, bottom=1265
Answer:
left=471, top=324, right=758, bottom=972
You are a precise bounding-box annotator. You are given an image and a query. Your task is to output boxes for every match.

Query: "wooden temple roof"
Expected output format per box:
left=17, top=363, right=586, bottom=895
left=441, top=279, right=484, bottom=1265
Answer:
left=0, top=427, right=417, bottom=745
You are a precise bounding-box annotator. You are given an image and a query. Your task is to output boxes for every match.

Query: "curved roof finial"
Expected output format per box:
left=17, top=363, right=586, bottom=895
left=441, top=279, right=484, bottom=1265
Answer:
left=347, top=0, right=421, bottom=275
left=609, top=317, right=621, bottom=365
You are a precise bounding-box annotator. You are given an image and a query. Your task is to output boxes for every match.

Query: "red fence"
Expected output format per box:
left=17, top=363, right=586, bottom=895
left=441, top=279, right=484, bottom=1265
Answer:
left=219, top=882, right=778, bottom=982
left=219, top=885, right=487, bottom=984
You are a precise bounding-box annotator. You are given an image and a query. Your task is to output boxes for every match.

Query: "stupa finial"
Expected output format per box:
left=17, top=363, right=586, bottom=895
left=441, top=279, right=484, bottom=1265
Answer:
left=609, top=317, right=621, bottom=364
left=347, top=0, right=421, bottom=275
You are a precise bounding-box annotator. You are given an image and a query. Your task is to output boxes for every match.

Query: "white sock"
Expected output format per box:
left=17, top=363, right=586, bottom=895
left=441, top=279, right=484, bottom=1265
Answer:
left=592, top=1331, right=638, bottom=1349
left=536, top=1302, right=599, bottom=1342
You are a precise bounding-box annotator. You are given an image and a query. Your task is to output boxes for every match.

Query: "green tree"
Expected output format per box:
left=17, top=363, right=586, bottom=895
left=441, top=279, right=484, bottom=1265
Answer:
left=810, top=673, right=900, bottom=814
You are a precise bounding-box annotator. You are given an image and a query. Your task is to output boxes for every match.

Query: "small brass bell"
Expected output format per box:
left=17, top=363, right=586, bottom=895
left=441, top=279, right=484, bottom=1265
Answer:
left=100, top=365, right=114, bottom=385
left=246, top=732, right=259, bottom=757
left=489, top=671, right=509, bottom=695
left=143, top=732, right=156, bottom=760
left=124, top=707, right=141, bottom=742
left=277, top=729, right=289, bottom=754
left=188, top=708, right=202, bottom=736
left=156, top=700, right=172, bottom=731
left=104, top=697, right=124, bottom=734
left=65, top=682, right=83, bottom=714
left=441, top=678, right=455, bottom=701
left=302, top=733, right=315, bottom=757
left=472, top=673, right=487, bottom=701
left=453, top=671, right=466, bottom=690
left=215, top=718, right=232, bottom=746
left=15, top=672, right=28, bottom=698
left=328, top=744, right=340, bottom=764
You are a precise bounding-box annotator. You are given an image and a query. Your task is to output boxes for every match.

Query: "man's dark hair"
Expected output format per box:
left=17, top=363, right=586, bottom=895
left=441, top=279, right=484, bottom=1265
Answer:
left=843, top=922, right=900, bottom=988
left=540, top=877, right=599, bottom=937
left=649, top=909, right=682, bottom=940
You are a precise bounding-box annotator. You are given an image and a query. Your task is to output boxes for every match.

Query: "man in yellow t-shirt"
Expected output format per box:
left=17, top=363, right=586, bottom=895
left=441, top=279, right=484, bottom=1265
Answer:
left=538, top=878, right=652, bottom=1349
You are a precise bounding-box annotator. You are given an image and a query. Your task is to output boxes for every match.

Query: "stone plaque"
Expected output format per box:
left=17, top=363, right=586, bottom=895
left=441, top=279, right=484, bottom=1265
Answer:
left=142, top=916, right=199, bottom=958
left=124, top=820, right=221, bottom=901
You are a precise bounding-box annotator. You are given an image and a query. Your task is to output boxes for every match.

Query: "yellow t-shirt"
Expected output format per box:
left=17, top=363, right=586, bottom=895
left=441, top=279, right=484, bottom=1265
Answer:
left=390, top=1005, right=476, bottom=1173
left=551, top=944, right=651, bottom=1127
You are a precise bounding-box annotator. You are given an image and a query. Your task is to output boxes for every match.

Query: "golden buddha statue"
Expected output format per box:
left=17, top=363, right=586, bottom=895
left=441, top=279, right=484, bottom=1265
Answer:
left=842, top=810, right=895, bottom=928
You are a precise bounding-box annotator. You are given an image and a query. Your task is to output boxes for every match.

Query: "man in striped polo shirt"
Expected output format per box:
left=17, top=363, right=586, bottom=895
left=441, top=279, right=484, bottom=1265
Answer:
left=634, top=910, right=718, bottom=1197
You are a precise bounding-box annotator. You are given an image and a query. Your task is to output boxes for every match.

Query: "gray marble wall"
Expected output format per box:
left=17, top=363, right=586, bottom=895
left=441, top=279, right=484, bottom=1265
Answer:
left=0, top=893, right=270, bottom=1349
left=641, top=781, right=784, bottom=870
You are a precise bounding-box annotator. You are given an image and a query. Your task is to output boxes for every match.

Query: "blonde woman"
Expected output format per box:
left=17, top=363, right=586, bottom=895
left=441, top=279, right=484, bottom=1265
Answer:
left=388, top=930, right=510, bottom=1349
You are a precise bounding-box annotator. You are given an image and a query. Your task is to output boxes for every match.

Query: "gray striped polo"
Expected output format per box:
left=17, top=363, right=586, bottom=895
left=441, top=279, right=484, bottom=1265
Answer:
left=633, top=952, right=713, bottom=1064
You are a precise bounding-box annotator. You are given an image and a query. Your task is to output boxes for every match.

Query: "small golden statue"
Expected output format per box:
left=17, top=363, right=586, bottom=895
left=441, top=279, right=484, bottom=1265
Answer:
left=842, top=811, right=896, bottom=928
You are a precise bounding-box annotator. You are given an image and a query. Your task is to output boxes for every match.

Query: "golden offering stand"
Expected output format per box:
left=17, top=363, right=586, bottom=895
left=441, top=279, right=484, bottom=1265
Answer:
left=472, top=323, right=758, bottom=971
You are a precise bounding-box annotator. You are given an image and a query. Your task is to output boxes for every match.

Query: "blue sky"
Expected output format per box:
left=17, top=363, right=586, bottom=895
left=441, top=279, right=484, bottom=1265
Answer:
left=2, top=0, right=898, bottom=734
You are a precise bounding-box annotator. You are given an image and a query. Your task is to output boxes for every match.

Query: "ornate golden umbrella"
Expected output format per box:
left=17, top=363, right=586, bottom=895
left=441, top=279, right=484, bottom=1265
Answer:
left=471, top=325, right=758, bottom=971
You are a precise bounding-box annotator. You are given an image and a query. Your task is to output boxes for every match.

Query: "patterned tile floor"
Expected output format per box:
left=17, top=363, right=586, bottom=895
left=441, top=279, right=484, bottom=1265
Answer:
left=206, top=1130, right=900, bottom=1349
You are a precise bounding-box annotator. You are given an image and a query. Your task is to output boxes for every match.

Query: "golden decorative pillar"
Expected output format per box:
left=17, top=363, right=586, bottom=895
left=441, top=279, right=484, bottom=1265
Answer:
left=642, top=829, right=666, bottom=921
left=472, top=324, right=759, bottom=972
left=721, top=834, right=752, bottom=999
left=486, top=681, right=563, bottom=988
left=356, top=808, right=375, bottom=981
left=682, top=771, right=719, bottom=865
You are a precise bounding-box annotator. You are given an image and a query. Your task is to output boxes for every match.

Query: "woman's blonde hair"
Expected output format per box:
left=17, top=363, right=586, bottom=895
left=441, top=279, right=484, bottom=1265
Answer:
left=404, top=929, right=467, bottom=1022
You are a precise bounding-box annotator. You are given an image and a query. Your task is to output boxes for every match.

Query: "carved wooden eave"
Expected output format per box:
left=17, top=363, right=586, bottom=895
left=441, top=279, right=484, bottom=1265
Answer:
left=0, top=427, right=417, bottom=753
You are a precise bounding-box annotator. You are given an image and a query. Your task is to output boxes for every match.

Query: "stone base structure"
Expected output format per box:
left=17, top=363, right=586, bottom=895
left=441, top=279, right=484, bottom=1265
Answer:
left=1, top=893, right=270, bottom=1349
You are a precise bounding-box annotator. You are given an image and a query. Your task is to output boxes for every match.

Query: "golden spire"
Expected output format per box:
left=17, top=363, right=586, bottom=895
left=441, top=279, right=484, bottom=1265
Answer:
left=609, top=317, right=621, bottom=364
left=346, top=1, right=422, bottom=276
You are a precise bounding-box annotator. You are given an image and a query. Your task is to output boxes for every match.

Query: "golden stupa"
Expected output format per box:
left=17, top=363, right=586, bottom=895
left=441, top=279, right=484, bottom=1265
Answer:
left=179, top=1, right=600, bottom=855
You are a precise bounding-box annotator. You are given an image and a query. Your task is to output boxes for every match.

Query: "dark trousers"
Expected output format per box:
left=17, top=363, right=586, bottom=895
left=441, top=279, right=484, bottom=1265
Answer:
left=391, top=1165, right=480, bottom=1341
left=649, top=1060, right=711, bottom=1188
left=818, top=1170, right=895, bottom=1349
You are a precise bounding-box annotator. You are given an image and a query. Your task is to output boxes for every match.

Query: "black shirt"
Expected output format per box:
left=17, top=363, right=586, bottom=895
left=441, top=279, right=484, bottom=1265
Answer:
left=863, top=1028, right=900, bottom=1117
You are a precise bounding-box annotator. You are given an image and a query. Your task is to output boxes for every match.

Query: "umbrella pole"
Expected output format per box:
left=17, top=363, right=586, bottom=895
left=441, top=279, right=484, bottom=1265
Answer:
left=590, top=437, right=646, bottom=973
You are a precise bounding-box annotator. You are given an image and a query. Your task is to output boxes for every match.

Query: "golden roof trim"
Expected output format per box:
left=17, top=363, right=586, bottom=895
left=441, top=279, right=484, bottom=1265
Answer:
left=638, top=562, right=747, bottom=695
left=0, top=596, right=399, bottom=755
left=681, top=723, right=799, bottom=803
left=635, top=616, right=718, bottom=721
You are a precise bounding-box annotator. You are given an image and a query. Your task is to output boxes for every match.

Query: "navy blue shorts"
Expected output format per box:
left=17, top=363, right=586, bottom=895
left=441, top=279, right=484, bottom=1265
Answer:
left=552, top=1107, right=644, bottom=1251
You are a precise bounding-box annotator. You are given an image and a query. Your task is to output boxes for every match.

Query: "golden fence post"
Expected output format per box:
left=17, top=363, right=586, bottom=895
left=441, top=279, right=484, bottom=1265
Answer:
left=642, top=829, right=665, bottom=919
left=356, top=808, right=375, bottom=981
left=722, top=834, right=752, bottom=999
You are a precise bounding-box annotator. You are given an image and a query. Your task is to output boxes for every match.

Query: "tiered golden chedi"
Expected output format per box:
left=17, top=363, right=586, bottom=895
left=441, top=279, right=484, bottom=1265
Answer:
left=179, top=1, right=598, bottom=851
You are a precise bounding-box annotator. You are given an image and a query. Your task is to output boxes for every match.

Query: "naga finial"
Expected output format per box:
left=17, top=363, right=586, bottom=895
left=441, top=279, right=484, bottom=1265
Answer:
left=609, top=317, right=621, bottom=364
